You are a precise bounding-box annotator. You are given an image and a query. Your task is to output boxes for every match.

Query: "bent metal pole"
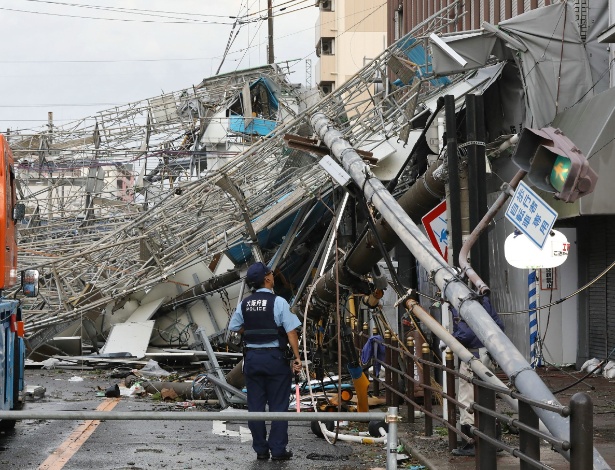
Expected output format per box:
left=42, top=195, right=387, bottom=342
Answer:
left=309, top=112, right=610, bottom=469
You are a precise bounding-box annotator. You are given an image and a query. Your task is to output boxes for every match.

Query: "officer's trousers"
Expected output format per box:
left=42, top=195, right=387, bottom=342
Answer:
left=243, top=348, right=292, bottom=456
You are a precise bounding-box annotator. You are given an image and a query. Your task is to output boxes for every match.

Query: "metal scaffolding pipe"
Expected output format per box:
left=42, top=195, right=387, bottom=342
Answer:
left=0, top=410, right=386, bottom=422
left=309, top=112, right=610, bottom=469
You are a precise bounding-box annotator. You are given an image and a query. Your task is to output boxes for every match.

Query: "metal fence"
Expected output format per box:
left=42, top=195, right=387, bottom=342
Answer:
left=355, top=324, right=594, bottom=470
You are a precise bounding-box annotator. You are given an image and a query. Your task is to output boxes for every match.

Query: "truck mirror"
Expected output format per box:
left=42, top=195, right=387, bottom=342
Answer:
left=22, top=269, right=39, bottom=297
left=13, top=203, right=26, bottom=221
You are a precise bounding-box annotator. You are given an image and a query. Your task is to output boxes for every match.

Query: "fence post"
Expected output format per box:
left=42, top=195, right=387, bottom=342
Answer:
left=393, top=336, right=401, bottom=406
left=385, top=330, right=392, bottom=405
left=422, top=343, right=432, bottom=436
left=362, top=322, right=369, bottom=351
left=406, top=337, right=415, bottom=423
left=386, top=406, right=399, bottom=470
left=475, top=383, right=497, bottom=468
left=570, top=392, right=593, bottom=470
left=518, top=399, right=540, bottom=470
left=373, top=327, right=380, bottom=397
left=445, top=348, right=457, bottom=452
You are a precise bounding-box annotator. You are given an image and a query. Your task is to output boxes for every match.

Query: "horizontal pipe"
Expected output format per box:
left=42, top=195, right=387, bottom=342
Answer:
left=0, top=410, right=387, bottom=422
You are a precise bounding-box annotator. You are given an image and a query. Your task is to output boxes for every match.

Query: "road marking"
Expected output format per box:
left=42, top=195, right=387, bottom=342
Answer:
left=38, top=398, right=120, bottom=470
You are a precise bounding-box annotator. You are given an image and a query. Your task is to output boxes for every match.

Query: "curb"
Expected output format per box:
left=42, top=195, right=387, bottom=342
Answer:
left=398, top=436, right=438, bottom=470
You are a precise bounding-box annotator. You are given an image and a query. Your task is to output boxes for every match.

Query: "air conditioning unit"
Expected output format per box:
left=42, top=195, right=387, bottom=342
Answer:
left=321, top=85, right=332, bottom=94
left=320, top=0, right=332, bottom=11
left=322, top=42, right=331, bottom=54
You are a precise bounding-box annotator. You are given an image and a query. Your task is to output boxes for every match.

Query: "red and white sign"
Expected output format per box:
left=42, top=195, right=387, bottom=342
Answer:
left=421, top=200, right=448, bottom=260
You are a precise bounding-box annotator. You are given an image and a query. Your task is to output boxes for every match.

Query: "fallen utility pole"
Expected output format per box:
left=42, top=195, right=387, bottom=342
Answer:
left=309, top=112, right=610, bottom=469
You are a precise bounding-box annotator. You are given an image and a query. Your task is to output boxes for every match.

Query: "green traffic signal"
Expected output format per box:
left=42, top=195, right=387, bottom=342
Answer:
left=550, top=155, right=571, bottom=192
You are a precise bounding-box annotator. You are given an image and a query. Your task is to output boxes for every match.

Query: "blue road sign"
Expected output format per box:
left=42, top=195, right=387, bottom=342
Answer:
left=505, top=180, right=557, bottom=249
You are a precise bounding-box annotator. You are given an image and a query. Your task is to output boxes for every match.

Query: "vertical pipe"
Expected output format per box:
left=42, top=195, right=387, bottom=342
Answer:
left=466, top=94, right=489, bottom=286
left=267, top=0, right=274, bottom=64
left=446, top=349, right=457, bottom=451
left=422, top=343, right=433, bottom=436
left=466, top=95, right=482, bottom=279
left=475, top=96, right=489, bottom=287
left=519, top=400, right=540, bottom=470
left=406, top=337, right=415, bottom=423
left=385, top=330, right=393, bottom=405
left=570, top=392, right=593, bottom=470
left=387, top=407, right=399, bottom=470
left=445, top=95, right=462, bottom=268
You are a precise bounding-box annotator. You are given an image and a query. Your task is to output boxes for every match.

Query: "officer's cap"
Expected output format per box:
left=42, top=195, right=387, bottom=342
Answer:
left=246, top=262, right=271, bottom=287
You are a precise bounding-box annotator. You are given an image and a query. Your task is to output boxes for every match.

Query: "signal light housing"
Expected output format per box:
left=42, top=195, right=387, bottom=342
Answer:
left=512, top=127, right=598, bottom=203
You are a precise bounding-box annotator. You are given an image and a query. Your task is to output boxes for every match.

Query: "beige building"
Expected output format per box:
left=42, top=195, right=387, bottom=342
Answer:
left=314, top=0, right=387, bottom=94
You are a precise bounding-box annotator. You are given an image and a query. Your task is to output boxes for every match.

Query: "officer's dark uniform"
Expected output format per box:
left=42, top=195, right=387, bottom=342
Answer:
left=241, top=290, right=292, bottom=457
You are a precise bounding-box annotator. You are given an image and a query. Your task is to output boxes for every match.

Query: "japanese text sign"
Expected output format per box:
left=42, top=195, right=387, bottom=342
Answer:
left=505, top=180, right=557, bottom=249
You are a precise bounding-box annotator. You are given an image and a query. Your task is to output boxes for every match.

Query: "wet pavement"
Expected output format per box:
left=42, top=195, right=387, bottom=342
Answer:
left=0, top=367, right=398, bottom=470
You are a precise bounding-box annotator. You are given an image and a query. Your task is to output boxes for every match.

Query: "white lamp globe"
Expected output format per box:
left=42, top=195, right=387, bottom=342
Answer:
left=504, top=230, right=569, bottom=269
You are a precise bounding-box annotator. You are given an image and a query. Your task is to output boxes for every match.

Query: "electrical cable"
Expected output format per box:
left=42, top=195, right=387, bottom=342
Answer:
left=552, top=347, right=615, bottom=395
left=498, top=258, right=615, bottom=315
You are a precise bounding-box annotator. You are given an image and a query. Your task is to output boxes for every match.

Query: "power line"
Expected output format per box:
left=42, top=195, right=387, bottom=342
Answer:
left=0, top=5, right=234, bottom=25
left=19, top=0, right=236, bottom=19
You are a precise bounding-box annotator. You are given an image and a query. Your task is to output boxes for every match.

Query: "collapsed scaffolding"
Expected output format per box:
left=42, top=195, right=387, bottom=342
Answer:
left=11, top=3, right=466, bottom=350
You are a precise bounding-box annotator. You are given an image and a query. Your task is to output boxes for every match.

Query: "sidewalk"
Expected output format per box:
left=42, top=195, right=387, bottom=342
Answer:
left=395, top=367, right=615, bottom=469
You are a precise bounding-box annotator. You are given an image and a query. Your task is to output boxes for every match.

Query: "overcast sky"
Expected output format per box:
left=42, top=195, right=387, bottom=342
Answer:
left=0, top=0, right=318, bottom=133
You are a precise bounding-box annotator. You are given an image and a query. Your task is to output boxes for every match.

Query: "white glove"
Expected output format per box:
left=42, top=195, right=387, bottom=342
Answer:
left=439, top=340, right=447, bottom=351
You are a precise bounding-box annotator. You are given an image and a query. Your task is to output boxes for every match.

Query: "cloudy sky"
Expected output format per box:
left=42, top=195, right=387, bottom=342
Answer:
left=0, top=0, right=318, bottom=133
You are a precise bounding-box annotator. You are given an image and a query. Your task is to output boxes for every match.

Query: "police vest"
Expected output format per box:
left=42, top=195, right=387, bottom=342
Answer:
left=242, top=291, right=287, bottom=348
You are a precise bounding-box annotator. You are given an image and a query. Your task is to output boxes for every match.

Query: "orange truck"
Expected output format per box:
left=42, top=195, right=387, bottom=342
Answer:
left=0, top=134, right=37, bottom=430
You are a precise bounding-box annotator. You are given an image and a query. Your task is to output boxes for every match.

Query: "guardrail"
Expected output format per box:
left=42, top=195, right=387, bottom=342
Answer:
left=355, top=324, right=594, bottom=469
left=0, top=408, right=401, bottom=470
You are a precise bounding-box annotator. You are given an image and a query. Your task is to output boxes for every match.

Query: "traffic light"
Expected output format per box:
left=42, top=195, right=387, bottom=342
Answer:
left=511, top=127, right=598, bottom=203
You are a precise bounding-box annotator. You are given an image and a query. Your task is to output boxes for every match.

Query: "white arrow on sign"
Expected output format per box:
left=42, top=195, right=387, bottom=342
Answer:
left=212, top=420, right=252, bottom=442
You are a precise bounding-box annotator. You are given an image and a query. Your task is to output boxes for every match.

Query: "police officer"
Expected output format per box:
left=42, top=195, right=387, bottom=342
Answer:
left=229, top=262, right=302, bottom=461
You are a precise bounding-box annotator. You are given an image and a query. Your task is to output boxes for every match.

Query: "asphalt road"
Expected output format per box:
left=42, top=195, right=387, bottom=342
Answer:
left=0, top=368, right=392, bottom=470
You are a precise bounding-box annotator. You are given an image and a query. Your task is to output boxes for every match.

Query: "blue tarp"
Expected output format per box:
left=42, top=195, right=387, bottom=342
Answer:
left=229, top=115, right=277, bottom=136
left=396, top=36, right=451, bottom=87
